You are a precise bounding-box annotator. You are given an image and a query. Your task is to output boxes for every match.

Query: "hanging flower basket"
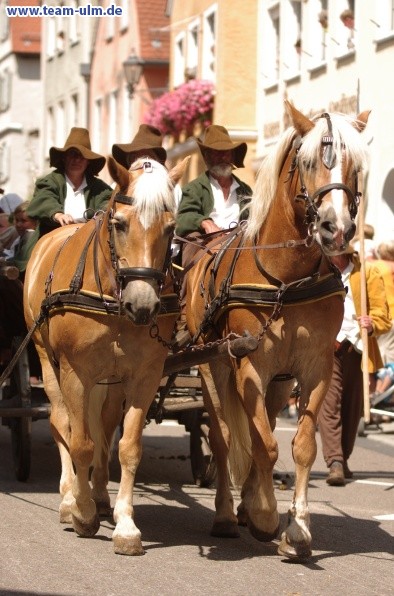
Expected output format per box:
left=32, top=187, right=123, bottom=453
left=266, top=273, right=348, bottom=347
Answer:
left=144, top=79, right=215, bottom=138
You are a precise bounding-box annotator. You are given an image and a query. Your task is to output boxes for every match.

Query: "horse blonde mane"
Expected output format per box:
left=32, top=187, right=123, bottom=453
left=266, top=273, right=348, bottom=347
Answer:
left=129, top=158, right=177, bottom=229
left=245, top=112, right=369, bottom=241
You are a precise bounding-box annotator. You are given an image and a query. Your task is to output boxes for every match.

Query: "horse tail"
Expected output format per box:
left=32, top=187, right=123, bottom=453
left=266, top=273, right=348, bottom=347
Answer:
left=223, top=375, right=252, bottom=488
left=89, top=384, right=109, bottom=467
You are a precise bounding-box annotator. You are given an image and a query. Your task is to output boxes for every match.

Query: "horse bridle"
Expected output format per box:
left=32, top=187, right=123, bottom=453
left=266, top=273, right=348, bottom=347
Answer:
left=107, top=187, right=173, bottom=295
left=291, top=113, right=361, bottom=225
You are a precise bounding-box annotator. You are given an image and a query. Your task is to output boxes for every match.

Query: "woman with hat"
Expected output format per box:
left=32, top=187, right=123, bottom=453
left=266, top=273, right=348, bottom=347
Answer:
left=112, top=124, right=167, bottom=170
left=27, top=127, right=112, bottom=242
left=176, top=124, right=252, bottom=237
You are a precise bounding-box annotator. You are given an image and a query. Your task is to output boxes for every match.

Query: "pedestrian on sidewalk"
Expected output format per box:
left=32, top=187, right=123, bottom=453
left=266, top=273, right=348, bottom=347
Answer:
left=318, top=245, right=391, bottom=486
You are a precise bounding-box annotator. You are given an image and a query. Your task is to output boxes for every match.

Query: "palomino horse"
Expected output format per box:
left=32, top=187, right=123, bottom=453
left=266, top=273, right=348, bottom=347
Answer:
left=185, top=102, right=369, bottom=561
left=24, top=156, right=188, bottom=555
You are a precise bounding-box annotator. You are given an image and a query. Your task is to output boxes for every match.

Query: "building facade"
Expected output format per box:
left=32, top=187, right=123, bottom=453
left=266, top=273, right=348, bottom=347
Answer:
left=0, top=0, right=41, bottom=199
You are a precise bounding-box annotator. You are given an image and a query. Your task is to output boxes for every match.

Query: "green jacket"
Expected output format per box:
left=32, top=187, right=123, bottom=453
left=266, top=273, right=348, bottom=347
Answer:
left=25, top=170, right=112, bottom=266
left=176, top=171, right=252, bottom=237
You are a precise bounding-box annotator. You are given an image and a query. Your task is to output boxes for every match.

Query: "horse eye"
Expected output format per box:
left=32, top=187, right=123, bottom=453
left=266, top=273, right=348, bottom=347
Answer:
left=112, top=216, right=127, bottom=232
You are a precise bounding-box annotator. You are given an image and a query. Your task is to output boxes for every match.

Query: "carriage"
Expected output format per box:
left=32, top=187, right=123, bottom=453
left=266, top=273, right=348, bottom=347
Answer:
left=1, top=103, right=371, bottom=561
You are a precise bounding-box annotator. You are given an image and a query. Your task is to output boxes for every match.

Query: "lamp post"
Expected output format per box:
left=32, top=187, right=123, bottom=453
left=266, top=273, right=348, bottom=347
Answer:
left=122, top=52, right=145, bottom=98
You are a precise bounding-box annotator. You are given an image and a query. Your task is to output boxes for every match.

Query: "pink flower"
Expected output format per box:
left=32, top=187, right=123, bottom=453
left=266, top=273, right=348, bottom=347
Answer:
left=144, top=79, right=215, bottom=137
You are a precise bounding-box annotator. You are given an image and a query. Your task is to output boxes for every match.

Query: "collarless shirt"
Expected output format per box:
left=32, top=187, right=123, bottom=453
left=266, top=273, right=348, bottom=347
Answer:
left=208, top=175, right=240, bottom=229
left=336, top=260, right=363, bottom=352
left=64, top=175, right=88, bottom=220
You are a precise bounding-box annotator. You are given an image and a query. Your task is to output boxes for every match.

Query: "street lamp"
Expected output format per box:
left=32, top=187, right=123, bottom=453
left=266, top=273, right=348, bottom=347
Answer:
left=122, top=52, right=145, bottom=98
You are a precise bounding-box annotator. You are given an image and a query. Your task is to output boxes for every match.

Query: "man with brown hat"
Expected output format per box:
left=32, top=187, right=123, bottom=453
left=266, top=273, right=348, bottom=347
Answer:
left=173, top=124, right=252, bottom=348
left=27, top=127, right=112, bottom=242
left=112, top=124, right=167, bottom=170
left=176, top=124, right=252, bottom=237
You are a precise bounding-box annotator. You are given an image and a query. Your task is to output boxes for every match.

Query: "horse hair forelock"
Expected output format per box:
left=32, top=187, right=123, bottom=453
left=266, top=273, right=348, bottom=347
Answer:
left=245, top=112, right=369, bottom=241
left=127, top=159, right=177, bottom=229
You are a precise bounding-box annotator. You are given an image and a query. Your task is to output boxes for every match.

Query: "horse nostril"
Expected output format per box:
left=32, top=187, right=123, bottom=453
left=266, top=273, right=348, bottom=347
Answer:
left=321, top=221, right=337, bottom=235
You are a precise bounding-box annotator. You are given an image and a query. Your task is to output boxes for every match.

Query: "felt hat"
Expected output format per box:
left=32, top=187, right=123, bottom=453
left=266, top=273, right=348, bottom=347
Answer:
left=112, top=124, right=167, bottom=168
left=196, top=125, right=247, bottom=168
left=49, top=127, right=105, bottom=175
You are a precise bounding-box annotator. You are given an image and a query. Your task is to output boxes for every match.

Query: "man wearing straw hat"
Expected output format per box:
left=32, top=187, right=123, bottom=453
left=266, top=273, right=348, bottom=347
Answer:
left=318, top=244, right=391, bottom=486
left=27, top=127, right=112, bottom=245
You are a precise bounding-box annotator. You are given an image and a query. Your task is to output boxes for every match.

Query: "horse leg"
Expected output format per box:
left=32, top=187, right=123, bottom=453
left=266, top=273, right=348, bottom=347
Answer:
left=278, top=381, right=328, bottom=561
left=60, top=372, right=100, bottom=538
left=234, top=361, right=282, bottom=541
left=38, top=353, right=75, bottom=523
left=90, top=383, right=123, bottom=517
left=200, top=362, right=240, bottom=538
left=111, top=403, right=145, bottom=555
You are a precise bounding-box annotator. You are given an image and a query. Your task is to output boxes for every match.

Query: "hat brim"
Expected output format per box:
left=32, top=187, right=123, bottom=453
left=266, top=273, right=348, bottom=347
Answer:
left=197, top=139, right=247, bottom=168
left=112, top=144, right=167, bottom=168
left=49, top=145, right=106, bottom=175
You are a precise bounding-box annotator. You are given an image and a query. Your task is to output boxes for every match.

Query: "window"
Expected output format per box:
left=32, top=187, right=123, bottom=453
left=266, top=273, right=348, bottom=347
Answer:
left=308, top=0, right=328, bottom=68
left=0, top=1, right=9, bottom=42
left=186, top=20, right=199, bottom=80
left=46, top=16, right=56, bottom=58
left=372, top=0, right=394, bottom=38
left=0, top=142, right=9, bottom=183
left=283, top=0, right=302, bottom=77
left=56, top=15, right=65, bottom=53
left=335, top=0, right=355, bottom=56
left=93, top=99, right=103, bottom=154
left=202, top=5, right=216, bottom=82
left=0, top=70, right=11, bottom=112
left=174, top=33, right=186, bottom=87
left=262, top=4, right=280, bottom=85
left=70, top=94, right=78, bottom=128
left=56, top=101, right=65, bottom=147
left=46, top=107, right=55, bottom=157
left=108, top=90, right=118, bottom=149
left=68, top=0, right=79, bottom=44
left=120, top=0, right=129, bottom=30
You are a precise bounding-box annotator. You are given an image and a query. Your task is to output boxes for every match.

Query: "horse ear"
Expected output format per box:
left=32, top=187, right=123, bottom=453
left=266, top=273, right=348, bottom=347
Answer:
left=107, top=156, right=130, bottom=190
left=285, top=100, right=315, bottom=136
left=168, top=156, right=191, bottom=185
left=354, top=110, right=371, bottom=132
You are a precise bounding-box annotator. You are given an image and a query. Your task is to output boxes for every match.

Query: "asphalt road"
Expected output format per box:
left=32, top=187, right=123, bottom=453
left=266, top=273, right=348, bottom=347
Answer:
left=0, top=411, right=393, bottom=596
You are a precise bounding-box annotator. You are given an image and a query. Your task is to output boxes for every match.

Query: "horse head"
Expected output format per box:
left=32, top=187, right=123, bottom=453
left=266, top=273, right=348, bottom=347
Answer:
left=107, top=155, right=189, bottom=325
left=285, top=101, right=370, bottom=255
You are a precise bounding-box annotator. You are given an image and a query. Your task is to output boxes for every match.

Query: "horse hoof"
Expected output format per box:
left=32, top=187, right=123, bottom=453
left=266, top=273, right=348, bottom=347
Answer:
left=72, top=513, right=100, bottom=537
left=211, top=520, right=240, bottom=538
left=113, top=537, right=145, bottom=556
left=59, top=507, right=72, bottom=524
left=248, top=519, right=279, bottom=542
left=277, top=537, right=312, bottom=562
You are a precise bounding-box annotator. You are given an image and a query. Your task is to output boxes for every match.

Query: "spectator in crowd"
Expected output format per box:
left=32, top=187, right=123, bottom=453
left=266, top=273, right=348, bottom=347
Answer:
left=0, top=208, right=18, bottom=255
left=26, top=127, right=112, bottom=250
left=368, top=240, right=394, bottom=365
left=5, top=201, right=37, bottom=281
left=0, top=192, right=23, bottom=215
left=318, top=245, right=391, bottom=486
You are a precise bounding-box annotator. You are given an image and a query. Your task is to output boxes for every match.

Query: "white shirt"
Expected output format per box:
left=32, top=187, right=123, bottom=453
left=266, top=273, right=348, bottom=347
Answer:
left=208, top=175, right=240, bottom=229
left=336, top=260, right=363, bottom=352
left=64, top=175, right=88, bottom=220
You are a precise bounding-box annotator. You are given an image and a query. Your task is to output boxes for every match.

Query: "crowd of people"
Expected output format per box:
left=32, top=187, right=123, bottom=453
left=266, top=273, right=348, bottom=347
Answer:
left=0, top=120, right=393, bottom=486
